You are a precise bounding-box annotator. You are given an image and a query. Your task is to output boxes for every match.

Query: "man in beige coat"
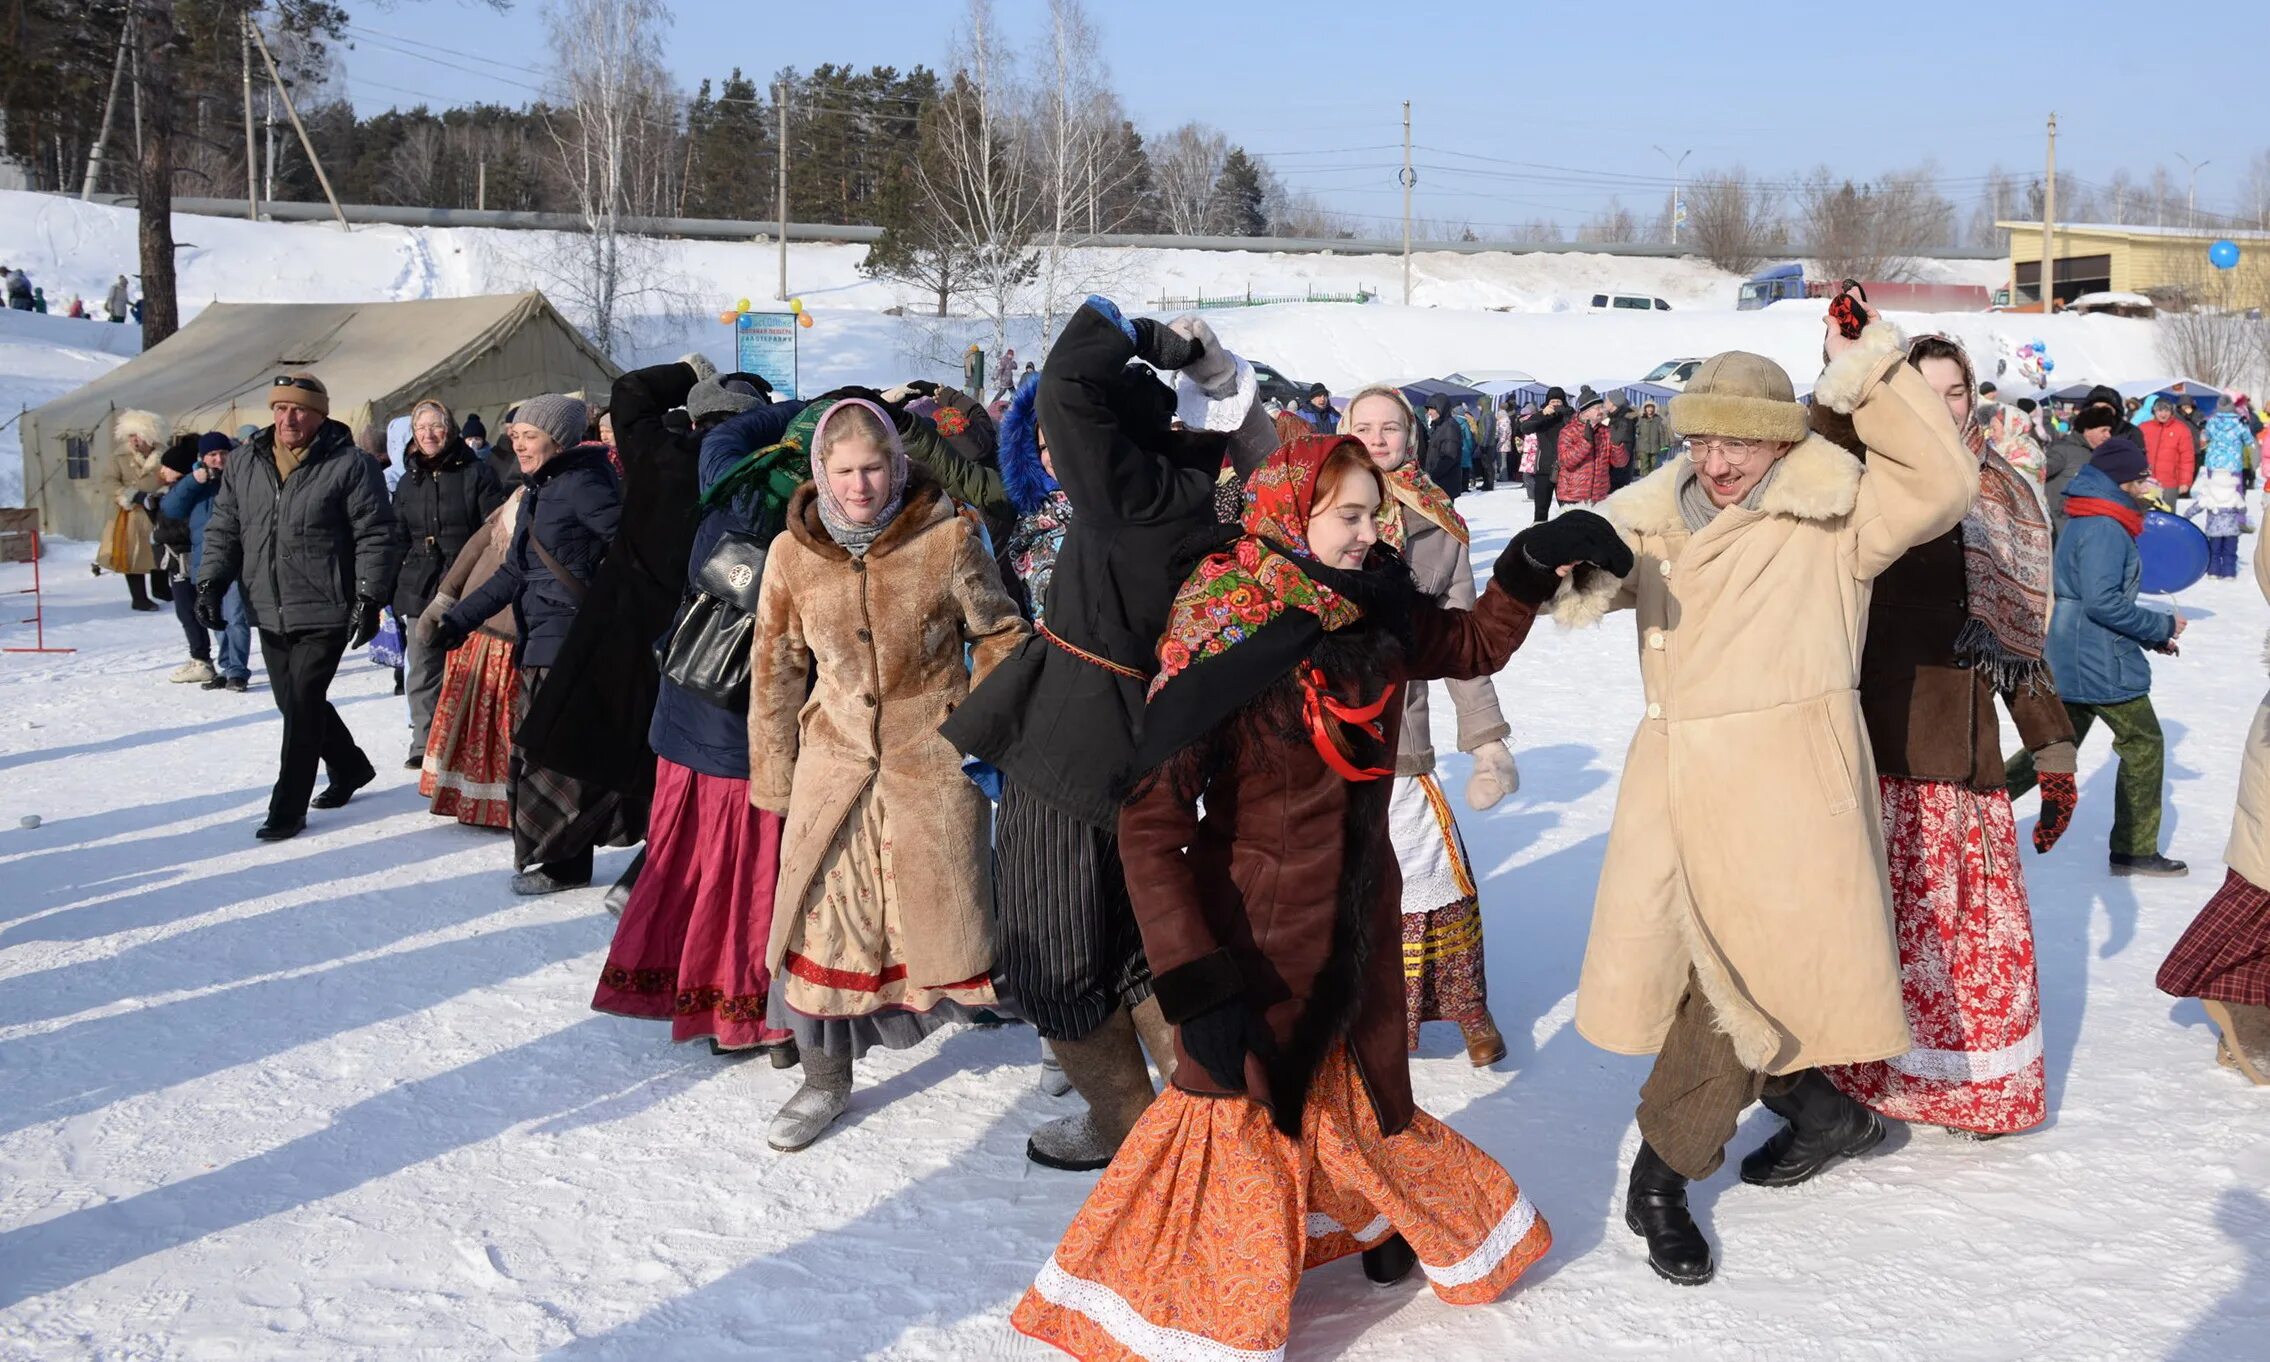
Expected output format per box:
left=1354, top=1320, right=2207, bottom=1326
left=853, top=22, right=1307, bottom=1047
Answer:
left=1549, top=299, right=1977, bottom=1285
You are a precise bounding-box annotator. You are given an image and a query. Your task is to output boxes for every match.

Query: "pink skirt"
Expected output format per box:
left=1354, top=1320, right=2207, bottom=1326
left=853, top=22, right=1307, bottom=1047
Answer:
left=1826, top=777, right=2045, bottom=1134
left=592, top=757, right=792, bottom=1050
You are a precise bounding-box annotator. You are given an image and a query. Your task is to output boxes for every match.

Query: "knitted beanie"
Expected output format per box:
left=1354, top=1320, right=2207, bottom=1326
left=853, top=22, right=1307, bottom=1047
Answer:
left=2089, top=434, right=2149, bottom=485
left=267, top=371, right=331, bottom=416
left=160, top=436, right=200, bottom=476
left=197, top=431, right=232, bottom=455
left=1668, top=351, right=1810, bottom=443
left=686, top=373, right=764, bottom=422
left=461, top=413, right=487, bottom=440
left=513, top=393, right=589, bottom=453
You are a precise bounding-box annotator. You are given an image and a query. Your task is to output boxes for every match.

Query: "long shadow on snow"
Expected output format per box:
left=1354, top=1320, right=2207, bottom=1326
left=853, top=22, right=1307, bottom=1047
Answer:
left=0, top=788, right=423, bottom=941
left=0, top=707, right=280, bottom=774
left=2168, top=1187, right=2270, bottom=1360
left=0, top=1013, right=733, bottom=1311
left=0, top=891, right=595, bottom=1139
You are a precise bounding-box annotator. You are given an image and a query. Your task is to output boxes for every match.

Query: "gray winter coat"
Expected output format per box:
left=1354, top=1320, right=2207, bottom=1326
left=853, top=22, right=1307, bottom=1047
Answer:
left=198, top=419, right=399, bottom=634
left=2042, top=433, right=2092, bottom=532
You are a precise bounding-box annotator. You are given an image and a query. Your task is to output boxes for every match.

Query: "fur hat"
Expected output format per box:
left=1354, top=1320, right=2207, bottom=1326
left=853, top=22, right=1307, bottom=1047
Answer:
left=2089, top=434, right=2149, bottom=484
left=1543, top=386, right=1568, bottom=406
left=112, top=408, right=166, bottom=454
left=687, top=373, right=765, bottom=423
left=512, top=393, right=590, bottom=453
left=1669, top=351, right=1811, bottom=443
left=998, top=374, right=1056, bottom=515
left=2074, top=405, right=2118, bottom=432
left=267, top=371, right=330, bottom=416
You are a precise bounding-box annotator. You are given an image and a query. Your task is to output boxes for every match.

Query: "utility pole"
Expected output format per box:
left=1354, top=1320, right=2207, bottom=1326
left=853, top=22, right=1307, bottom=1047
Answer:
left=1653, top=145, right=1691, bottom=245
left=1399, top=100, right=1414, bottom=305
left=238, top=12, right=258, bottom=220
left=80, top=16, right=132, bottom=200
left=263, top=88, right=276, bottom=204
left=2177, top=152, right=2210, bottom=227
left=477, top=158, right=487, bottom=212
left=2042, top=113, right=2058, bottom=312
left=247, top=19, right=349, bottom=232
left=775, top=81, right=790, bottom=301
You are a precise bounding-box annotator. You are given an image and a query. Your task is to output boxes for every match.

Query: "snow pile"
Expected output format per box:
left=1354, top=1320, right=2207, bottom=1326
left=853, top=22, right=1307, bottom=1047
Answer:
left=0, top=309, right=134, bottom=508
left=2, top=500, right=2267, bottom=1358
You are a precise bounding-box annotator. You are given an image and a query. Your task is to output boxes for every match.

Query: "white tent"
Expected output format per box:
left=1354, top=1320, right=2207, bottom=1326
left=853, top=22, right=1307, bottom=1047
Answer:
left=20, top=292, right=618, bottom=541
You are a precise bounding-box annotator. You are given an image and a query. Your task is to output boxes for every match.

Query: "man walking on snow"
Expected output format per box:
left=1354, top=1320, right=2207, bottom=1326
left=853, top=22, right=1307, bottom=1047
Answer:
left=197, top=373, right=398, bottom=841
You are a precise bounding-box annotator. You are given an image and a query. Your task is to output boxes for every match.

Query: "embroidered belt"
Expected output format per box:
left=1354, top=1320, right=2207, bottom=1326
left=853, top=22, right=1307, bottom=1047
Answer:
left=1038, top=622, right=1147, bottom=682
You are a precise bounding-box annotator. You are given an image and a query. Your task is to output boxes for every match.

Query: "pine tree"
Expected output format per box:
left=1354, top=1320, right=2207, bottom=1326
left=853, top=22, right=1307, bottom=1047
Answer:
left=1208, top=146, right=1267, bottom=236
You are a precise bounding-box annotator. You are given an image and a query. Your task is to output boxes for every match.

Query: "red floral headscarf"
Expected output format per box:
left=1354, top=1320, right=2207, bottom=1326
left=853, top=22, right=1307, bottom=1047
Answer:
left=1150, top=434, right=1369, bottom=695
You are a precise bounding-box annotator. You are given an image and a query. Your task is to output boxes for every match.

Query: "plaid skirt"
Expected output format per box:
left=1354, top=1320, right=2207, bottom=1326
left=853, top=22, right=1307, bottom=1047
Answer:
left=511, top=665, right=643, bottom=870
left=2159, top=868, right=2270, bottom=1007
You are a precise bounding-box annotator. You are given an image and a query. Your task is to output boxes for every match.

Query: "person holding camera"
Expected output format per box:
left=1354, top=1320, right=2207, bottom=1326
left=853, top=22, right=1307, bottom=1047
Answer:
left=160, top=432, right=252, bottom=690
left=196, top=373, right=398, bottom=841
left=1518, top=387, right=1573, bottom=524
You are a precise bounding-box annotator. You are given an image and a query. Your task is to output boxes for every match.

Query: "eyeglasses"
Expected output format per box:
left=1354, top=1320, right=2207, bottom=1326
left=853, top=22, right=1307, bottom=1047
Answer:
left=1686, top=436, right=1778, bottom=465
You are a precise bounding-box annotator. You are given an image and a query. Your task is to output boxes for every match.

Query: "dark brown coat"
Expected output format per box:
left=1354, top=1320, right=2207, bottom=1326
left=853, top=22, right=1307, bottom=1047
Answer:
left=1121, top=575, right=1540, bottom=1137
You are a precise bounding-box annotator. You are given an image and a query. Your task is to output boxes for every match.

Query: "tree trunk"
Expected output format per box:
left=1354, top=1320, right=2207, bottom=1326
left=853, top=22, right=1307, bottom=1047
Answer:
left=136, top=0, right=180, bottom=348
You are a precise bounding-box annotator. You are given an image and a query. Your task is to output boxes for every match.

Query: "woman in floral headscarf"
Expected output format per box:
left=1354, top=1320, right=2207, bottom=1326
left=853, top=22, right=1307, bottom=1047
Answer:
left=746, top=397, right=1029, bottom=1153
left=1342, top=384, right=1520, bottom=1065
left=1012, top=434, right=1633, bottom=1362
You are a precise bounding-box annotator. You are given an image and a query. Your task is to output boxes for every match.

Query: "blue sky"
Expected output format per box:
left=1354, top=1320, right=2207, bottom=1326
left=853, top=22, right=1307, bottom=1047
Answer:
left=339, top=0, right=2261, bottom=233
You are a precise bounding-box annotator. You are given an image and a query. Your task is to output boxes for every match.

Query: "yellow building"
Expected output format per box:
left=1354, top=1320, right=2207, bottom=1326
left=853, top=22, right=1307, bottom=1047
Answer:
left=1998, top=221, right=2270, bottom=307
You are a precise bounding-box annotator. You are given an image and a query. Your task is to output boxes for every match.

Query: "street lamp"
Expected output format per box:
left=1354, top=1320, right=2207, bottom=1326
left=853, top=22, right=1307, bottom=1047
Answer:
left=2176, top=152, right=2211, bottom=226
left=1654, top=145, right=1692, bottom=245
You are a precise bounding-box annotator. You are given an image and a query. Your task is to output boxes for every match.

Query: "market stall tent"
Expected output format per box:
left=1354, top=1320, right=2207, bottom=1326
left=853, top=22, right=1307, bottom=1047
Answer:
left=19, top=292, right=618, bottom=541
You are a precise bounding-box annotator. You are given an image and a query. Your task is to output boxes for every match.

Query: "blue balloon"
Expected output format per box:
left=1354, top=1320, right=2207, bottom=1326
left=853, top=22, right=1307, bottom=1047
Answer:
left=2031, top=337, right=2046, bottom=350
left=2138, top=510, right=2210, bottom=594
left=2042, top=358, right=2055, bottom=371
left=2209, top=239, right=2241, bottom=270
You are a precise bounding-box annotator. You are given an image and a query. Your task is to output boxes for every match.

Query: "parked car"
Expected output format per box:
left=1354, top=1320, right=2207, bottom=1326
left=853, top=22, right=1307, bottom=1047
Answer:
left=1642, top=357, right=1703, bottom=389
left=1250, top=360, right=1312, bottom=406
left=1588, top=292, right=1673, bottom=314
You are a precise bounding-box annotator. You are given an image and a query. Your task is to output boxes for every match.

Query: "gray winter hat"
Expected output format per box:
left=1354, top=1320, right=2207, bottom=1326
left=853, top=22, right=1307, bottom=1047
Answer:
left=513, top=393, right=589, bottom=452
left=686, top=373, right=764, bottom=423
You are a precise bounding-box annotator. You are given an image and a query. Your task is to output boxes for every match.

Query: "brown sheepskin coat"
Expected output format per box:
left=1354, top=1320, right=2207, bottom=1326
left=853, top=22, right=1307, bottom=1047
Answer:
left=748, top=470, right=1030, bottom=986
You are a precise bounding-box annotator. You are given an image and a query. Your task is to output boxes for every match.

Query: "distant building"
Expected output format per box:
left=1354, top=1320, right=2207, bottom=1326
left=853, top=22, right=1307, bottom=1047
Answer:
left=1997, top=221, right=2270, bottom=309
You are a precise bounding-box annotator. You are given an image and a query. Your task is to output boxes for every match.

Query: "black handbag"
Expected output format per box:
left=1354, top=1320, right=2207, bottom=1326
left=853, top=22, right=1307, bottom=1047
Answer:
left=655, top=531, right=768, bottom=709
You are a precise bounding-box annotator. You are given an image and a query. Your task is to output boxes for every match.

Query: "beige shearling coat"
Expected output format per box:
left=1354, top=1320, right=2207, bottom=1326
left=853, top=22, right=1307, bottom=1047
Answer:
left=748, top=471, right=1030, bottom=987
left=2225, top=530, right=2270, bottom=889
left=97, top=413, right=166, bottom=575
left=1550, top=327, right=1978, bottom=1073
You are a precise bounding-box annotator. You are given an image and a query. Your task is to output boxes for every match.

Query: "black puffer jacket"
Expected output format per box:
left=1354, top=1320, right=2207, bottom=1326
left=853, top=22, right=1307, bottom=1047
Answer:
left=940, top=306, right=1270, bottom=826
left=197, top=419, right=397, bottom=634
left=388, top=437, right=505, bottom=618
left=444, top=444, right=620, bottom=669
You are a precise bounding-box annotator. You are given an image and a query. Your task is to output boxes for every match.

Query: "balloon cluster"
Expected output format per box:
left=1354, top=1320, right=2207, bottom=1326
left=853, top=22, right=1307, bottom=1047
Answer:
left=2011, top=336, right=2055, bottom=386
left=717, top=296, right=819, bottom=329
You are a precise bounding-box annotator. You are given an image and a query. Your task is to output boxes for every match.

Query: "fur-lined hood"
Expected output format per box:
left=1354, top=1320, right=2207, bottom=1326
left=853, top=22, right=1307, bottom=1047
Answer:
left=997, top=374, right=1056, bottom=516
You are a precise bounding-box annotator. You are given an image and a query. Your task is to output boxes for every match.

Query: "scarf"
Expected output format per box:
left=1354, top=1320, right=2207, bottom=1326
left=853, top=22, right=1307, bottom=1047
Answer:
left=1676, top=455, right=1783, bottom=532
left=1376, top=461, right=1467, bottom=550
left=1956, top=417, right=2054, bottom=690
left=2067, top=495, right=2144, bottom=538
left=1151, top=437, right=1365, bottom=695
left=808, top=397, right=909, bottom=556
left=1005, top=489, right=1073, bottom=625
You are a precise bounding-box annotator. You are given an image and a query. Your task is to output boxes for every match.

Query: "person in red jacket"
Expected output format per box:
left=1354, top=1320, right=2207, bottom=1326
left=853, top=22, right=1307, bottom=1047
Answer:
left=1556, top=386, right=1626, bottom=506
left=2142, top=400, right=2198, bottom=497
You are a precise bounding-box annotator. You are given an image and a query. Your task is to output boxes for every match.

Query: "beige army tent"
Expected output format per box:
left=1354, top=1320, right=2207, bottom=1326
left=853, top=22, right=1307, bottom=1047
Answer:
left=20, top=292, right=619, bottom=541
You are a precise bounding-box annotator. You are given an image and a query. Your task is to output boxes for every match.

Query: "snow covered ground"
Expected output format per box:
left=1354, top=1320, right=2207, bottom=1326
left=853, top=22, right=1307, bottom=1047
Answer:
left=3, top=494, right=2267, bottom=1359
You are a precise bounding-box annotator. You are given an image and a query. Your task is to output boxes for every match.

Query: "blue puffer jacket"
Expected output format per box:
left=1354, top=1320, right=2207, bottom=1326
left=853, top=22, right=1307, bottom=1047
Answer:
left=160, top=469, right=221, bottom=574
left=648, top=401, right=808, bottom=779
left=446, top=444, right=620, bottom=669
left=2046, top=463, right=2177, bottom=705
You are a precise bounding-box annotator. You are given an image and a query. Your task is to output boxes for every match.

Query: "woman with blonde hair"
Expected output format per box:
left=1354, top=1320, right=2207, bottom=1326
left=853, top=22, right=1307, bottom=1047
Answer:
left=1341, top=383, right=1522, bottom=1064
left=749, top=397, right=1028, bottom=1152
left=100, top=409, right=169, bottom=611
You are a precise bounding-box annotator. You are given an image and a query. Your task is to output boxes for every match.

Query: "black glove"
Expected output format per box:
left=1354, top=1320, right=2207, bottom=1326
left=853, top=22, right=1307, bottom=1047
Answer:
left=1496, top=510, right=1634, bottom=604
left=904, top=379, right=939, bottom=397
left=1176, top=999, right=1269, bottom=1090
left=432, top=616, right=472, bottom=654
left=347, top=596, right=384, bottom=650
left=1130, top=316, right=1203, bottom=373
left=194, top=586, right=227, bottom=632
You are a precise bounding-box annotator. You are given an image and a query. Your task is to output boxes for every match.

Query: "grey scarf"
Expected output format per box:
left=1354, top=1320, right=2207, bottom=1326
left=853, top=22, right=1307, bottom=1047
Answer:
left=1677, top=457, right=1783, bottom=533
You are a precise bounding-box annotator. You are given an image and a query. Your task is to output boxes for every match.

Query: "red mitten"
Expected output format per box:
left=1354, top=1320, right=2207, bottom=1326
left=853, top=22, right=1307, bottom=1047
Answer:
left=2034, top=771, right=2077, bottom=853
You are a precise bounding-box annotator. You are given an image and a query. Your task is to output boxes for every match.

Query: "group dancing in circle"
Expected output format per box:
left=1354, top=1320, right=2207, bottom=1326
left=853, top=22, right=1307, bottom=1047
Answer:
left=509, top=285, right=2225, bottom=1358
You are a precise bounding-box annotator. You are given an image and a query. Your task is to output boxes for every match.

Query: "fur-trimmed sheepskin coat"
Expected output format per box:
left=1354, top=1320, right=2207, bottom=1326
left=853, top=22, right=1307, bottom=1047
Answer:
left=748, top=468, right=1029, bottom=985
left=98, top=409, right=166, bottom=575
left=1550, top=326, right=1978, bottom=1074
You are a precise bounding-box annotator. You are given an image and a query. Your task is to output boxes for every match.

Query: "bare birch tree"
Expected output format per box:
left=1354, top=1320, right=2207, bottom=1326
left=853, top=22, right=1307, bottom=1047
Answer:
left=1031, top=0, right=1127, bottom=336
left=1683, top=169, right=1783, bottom=275
left=1152, top=121, right=1228, bottom=237
left=915, top=0, right=1037, bottom=354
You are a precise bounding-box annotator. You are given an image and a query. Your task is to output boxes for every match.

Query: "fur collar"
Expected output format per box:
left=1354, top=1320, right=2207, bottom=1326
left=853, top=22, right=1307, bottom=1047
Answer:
left=1599, top=434, right=1863, bottom=538
left=785, top=466, right=948, bottom=560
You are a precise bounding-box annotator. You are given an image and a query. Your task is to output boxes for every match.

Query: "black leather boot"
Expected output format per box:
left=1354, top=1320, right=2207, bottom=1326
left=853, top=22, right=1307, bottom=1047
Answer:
left=1738, top=1069, right=1885, bottom=1188
left=1625, top=1142, right=1714, bottom=1285
left=1361, top=1233, right=1417, bottom=1285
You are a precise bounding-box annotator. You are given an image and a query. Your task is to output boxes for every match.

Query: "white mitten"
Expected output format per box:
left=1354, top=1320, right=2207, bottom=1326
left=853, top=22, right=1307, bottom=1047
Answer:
left=415, top=593, right=458, bottom=647
left=1169, top=314, right=1240, bottom=398
left=1464, top=740, right=1520, bottom=811
left=117, top=489, right=137, bottom=509
left=880, top=384, right=916, bottom=405
left=679, top=351, right=720, bottom=382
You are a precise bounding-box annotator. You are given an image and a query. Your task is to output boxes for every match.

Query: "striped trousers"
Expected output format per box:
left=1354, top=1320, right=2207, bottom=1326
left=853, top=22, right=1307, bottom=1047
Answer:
left=992, top=783, right=1153, bottom=1041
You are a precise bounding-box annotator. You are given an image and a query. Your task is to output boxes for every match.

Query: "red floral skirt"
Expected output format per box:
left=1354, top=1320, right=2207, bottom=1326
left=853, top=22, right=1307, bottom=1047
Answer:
left=1012, top=1044, right=1549, bottom=1361
left=591, top=757, right=792, bottom=1050
left=419, top=631, right=517, bottom=829
left=1825, top=777, right=2046, bottom=1135
left=2158, top=868, right=2270, bottom=1006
